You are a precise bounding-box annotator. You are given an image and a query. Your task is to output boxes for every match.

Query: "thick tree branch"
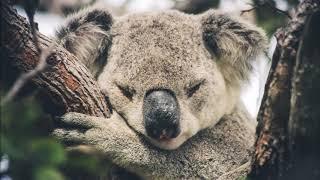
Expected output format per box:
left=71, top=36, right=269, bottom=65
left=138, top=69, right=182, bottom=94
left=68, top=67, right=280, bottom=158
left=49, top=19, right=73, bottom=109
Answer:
left=287, top=11, right=320, bottom=179
left=249, top=0, right=320, bottom=179
left=0, top=0, right=110, bottom=117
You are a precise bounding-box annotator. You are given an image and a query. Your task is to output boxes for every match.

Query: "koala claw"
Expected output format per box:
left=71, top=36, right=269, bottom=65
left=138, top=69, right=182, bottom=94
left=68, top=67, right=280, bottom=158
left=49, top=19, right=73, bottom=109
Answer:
left=52, top=128, right=86, bottom=144
left=53, top=111, right=138, bottom=146
left=59, top=112, right=105, bottom=129
left=52, top=112, right=106, bottom=145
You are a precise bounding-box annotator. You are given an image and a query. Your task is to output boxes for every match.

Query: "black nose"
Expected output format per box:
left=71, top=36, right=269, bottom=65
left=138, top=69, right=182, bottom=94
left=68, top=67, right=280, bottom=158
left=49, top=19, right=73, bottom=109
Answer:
left=143, top=89, right=181, bottom=140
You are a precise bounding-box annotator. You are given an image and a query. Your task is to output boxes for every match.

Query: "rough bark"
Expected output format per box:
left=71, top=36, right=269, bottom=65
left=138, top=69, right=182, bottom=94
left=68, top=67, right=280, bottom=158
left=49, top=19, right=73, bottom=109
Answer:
left=0, top=0, right=110, bottom=117
left=249, top=0, right=320, bottom=179
left=287, top=11, right=320, bottom=179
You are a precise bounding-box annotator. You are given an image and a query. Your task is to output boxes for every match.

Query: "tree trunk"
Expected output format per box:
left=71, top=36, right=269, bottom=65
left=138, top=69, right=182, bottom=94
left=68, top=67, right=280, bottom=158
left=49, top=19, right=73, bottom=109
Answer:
left=249, top=1, right=320, bottom=179
left=287, top=10, right=320, bottom=179
left=0, top=0, right=110, bottom=117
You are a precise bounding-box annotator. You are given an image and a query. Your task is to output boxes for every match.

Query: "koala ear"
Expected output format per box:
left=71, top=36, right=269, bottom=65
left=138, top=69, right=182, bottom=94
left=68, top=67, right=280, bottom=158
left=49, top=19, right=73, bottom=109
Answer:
left=55, top=7, right=113, bottom=77
left=200, top=10, right=267, bottom=85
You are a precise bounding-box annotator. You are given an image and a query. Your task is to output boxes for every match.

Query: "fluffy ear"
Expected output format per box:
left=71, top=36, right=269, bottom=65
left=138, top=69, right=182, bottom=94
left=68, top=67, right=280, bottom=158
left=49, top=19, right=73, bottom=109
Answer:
left=201, top=10, right=267, bottom=86
left=55, top=7, right=113, bottom=77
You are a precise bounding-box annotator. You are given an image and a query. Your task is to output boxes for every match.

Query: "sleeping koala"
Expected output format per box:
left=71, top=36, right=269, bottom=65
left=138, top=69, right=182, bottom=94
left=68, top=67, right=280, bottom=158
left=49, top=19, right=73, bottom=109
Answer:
left=53, top=6, right=267, bottom=179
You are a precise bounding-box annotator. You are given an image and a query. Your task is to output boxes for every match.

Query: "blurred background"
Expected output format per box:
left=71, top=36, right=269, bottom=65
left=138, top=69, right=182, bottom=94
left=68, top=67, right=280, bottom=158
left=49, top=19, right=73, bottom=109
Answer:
left=1, top=0, right=297, bottom=179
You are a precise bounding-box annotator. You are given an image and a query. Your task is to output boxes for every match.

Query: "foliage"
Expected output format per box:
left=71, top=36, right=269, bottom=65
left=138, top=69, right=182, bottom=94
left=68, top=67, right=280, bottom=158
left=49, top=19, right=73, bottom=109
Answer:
left=237, top=176, right=251, bottom=180
left=1, top=96, right=65, bottom=179
left=0, top=96, right=109, bottom=179
left=253, top=0, right=297, bottom=36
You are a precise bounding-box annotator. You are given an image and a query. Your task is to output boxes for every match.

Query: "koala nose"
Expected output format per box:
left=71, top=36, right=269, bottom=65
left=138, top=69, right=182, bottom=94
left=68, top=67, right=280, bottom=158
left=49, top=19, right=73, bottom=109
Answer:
left=143, top=90, right=181, bottom=140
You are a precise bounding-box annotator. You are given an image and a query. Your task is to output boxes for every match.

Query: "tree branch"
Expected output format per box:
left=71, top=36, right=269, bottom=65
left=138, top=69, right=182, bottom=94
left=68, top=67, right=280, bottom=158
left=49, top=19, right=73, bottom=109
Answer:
left=249, top=0, right=320, bottom=179
left=240, top=1, right=292, bottom=19
left=287, top=10, right=320, bottom=180
left=0, top=45, right=51, bottom=105
left=0, top=0, right=110, bottom=117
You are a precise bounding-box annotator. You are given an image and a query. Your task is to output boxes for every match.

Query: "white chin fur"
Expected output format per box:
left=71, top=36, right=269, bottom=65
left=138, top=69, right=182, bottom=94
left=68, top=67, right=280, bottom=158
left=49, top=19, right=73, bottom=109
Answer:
left=148, top=118, right=201, bottom=150
left=147, top=134, right=189, bottom=150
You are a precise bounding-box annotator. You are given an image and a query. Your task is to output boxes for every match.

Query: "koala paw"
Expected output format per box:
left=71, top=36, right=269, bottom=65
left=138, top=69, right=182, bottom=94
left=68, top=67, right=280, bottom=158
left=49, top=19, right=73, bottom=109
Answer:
left=52, top=112, right=139, bottom=149
left=52, top=112, right=151, bottom=177
left=52, top=112, right=106, bottom=145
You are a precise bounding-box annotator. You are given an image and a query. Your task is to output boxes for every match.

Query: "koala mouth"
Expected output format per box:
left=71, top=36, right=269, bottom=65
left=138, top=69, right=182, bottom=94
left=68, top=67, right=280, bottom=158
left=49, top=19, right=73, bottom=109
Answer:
left=111, top=108, right=183, bottom=150
left=146, top=133, right=188, bottom=150
left=158, top=129, right=177, bottom=141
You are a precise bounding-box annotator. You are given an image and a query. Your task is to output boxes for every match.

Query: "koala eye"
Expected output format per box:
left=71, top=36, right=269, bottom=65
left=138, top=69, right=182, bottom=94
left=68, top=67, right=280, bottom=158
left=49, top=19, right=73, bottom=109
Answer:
left=185, top=79, right=205, bottom=98
left=116, top=83, right=136, bottom=101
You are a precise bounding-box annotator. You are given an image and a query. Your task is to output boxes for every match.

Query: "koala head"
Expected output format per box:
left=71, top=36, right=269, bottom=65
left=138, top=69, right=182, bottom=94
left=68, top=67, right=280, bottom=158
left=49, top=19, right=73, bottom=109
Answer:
left=57, top=8, right=266, bottom=150
left=96, top=10, right=266, bottom=150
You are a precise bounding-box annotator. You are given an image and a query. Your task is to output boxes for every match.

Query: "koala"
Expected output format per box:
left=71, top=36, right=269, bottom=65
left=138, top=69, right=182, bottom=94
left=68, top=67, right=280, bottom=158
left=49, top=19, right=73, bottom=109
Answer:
left=53, top=6, right=267, bottom=179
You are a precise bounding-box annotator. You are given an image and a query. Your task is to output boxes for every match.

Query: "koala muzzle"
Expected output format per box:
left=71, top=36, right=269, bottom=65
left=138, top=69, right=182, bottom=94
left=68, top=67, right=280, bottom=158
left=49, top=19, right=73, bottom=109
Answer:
left=143, top=90, right=181, bottom=140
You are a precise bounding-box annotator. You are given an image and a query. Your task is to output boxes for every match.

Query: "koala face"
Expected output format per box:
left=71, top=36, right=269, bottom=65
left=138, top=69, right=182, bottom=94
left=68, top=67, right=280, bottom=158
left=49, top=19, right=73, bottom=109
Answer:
left=96, top=10, right=266, bottom=150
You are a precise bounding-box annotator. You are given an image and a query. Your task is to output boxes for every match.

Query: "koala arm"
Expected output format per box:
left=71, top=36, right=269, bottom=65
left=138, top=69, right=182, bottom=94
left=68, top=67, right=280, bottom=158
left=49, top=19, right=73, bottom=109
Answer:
left=55, top=7, right=113, bottom=77
left=53, top=112, right=176, bottom=179
left=53, top=107, right=255, bottom=179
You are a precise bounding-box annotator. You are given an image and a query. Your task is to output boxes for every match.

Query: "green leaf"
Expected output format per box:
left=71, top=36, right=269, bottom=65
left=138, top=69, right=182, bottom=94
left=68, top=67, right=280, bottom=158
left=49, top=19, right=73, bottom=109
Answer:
left=34, top=167, right=64, bottom=180
left=237, top=175, right=251, bottom=180
left=30, top=139, right=66, bottom=166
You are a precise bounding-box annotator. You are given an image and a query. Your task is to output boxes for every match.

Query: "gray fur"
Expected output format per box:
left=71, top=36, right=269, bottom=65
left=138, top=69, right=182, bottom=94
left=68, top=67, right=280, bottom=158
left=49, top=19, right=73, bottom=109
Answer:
left=201, top=10, right=267, bottom=86
left=53, top=103, right=255, bottom=179
left=97, top=10, right=266, bottom=150
left=53, top=7, right=267, bottom=179
left=55, top=6, right=113, bottom=76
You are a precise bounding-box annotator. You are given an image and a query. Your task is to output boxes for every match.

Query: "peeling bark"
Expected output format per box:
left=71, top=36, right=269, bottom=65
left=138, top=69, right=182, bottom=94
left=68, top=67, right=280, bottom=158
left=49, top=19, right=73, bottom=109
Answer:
left=0, top=0, right=110, bottom=117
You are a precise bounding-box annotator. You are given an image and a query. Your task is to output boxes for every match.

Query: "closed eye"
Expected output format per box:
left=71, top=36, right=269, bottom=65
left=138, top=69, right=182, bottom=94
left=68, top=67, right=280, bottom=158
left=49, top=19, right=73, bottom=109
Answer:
left=185, top=79, right=206, bottom=98
left=116, top=83, right=136, bottom=101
